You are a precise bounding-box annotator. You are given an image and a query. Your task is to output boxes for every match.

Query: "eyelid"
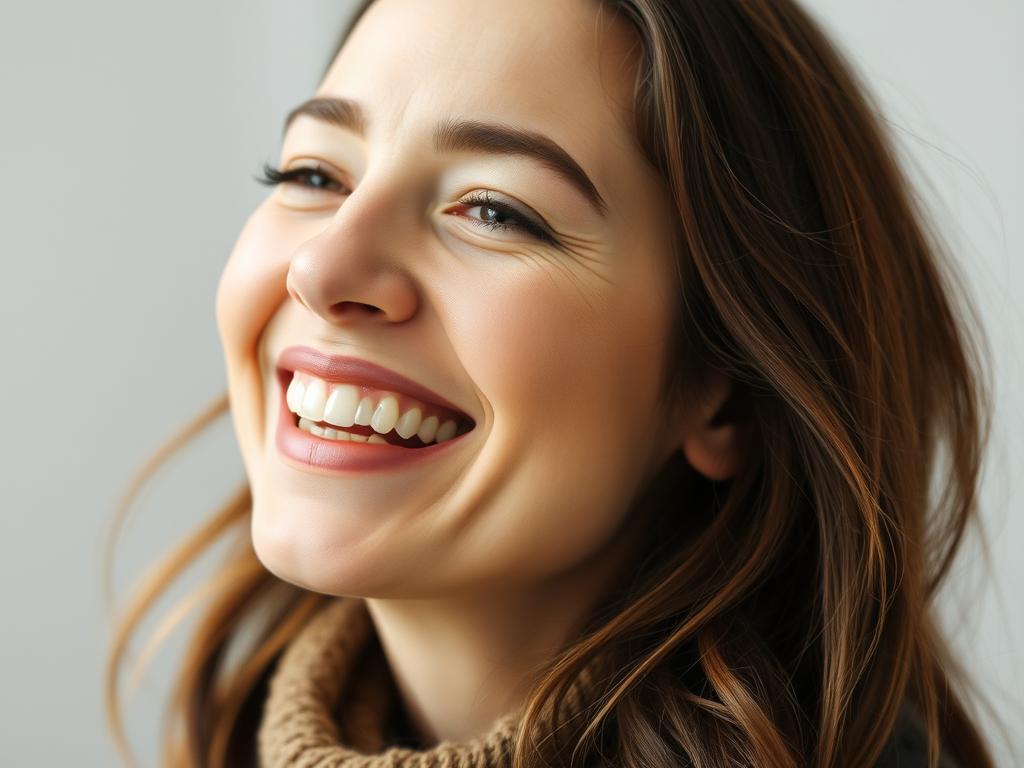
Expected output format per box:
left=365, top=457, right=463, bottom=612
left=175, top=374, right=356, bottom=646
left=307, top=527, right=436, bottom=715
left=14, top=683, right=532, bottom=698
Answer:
left=258, top=161, right=560, bottom=244
left=286, top=156, right=345, bottom=177
left=471, top=191, right=548, bottom=227
left=465, top=190, right=547, bottom=228
left=258, top=159, right=350, bottom=193
left=453, top=190, right=558, bottom=244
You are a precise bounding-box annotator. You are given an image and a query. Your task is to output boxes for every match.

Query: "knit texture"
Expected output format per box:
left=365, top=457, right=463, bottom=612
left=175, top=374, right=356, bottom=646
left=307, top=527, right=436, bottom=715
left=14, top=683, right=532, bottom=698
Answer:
left=254, top=595, right=959, bottom=767
left=256, top=596, right=602, bottom=767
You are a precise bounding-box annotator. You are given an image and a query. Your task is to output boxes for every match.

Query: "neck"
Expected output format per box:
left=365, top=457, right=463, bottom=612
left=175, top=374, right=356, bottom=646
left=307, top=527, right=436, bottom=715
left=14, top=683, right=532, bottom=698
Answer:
left=363, top=518, right=645, bottom=746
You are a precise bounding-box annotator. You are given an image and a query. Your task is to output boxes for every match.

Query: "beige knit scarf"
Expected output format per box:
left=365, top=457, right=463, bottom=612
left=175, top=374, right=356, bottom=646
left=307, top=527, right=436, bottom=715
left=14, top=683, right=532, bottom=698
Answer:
left=257, top=596, right=602, bottom=767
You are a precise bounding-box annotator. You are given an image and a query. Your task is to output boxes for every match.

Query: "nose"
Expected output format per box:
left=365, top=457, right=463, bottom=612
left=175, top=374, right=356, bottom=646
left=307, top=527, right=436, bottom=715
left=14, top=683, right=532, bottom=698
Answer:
left=286, top=181, right=419, bottom=327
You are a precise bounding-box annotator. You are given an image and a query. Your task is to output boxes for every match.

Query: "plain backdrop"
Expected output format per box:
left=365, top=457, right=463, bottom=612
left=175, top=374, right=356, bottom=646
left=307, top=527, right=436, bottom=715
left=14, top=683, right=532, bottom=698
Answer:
left=0, top=1, right=1019, bottom=765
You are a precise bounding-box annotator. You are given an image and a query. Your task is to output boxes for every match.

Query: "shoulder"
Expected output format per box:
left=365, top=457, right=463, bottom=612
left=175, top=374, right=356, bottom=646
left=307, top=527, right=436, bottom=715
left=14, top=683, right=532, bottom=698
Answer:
left=873, top=711, right=964, bottom=768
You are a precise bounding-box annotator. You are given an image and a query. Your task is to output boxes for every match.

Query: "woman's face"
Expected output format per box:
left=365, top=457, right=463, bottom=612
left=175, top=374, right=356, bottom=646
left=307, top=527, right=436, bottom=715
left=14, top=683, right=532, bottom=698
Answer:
left=216, top=0, right=687, bottom=596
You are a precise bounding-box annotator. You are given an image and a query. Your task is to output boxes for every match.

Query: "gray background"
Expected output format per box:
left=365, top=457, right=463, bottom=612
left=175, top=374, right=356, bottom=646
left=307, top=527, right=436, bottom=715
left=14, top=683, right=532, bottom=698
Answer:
left=0, top=1, right=1019, bottom=765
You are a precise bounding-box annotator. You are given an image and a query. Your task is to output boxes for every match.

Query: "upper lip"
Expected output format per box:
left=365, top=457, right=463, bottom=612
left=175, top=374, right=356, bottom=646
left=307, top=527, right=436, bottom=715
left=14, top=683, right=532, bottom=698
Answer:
left=276, top=345, right=474, bottom=424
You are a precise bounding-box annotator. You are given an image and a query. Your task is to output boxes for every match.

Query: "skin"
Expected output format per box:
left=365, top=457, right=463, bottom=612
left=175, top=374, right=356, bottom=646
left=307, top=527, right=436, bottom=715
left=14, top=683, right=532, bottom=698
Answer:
left=216, top=0, right=742, bottom=746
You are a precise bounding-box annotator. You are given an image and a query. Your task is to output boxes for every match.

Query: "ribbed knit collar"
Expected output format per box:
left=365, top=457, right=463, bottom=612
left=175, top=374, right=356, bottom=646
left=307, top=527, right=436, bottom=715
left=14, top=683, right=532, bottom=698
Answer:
left=257, top=596, right=597, bottom=767
left=256, top=595, right=962, bottom=768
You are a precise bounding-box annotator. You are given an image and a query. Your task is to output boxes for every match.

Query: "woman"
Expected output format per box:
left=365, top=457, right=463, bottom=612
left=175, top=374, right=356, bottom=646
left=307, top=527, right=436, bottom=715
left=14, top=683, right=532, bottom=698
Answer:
left=104, top=0, right=998, bottom=765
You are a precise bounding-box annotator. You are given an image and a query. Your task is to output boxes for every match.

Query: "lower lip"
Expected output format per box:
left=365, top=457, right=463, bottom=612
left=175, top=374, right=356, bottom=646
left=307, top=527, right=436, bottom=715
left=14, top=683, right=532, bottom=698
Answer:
left=273, top=369, right=473, bottom=473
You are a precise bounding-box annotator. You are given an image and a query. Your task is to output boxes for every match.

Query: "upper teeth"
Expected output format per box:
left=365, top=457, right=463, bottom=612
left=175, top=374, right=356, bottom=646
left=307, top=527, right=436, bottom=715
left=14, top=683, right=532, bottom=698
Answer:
left=285, top=371, right=461, bottom=444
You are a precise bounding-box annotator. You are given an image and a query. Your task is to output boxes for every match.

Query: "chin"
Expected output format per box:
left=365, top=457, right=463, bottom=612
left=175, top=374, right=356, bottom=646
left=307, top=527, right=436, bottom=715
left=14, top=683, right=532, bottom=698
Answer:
left=249, top=502, right=391, bottom=596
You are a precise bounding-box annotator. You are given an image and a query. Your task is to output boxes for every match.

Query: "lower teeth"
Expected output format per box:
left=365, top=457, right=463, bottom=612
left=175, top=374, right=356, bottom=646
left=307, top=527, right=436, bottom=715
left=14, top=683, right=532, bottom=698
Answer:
left=296, top=416, right=427, bottom=446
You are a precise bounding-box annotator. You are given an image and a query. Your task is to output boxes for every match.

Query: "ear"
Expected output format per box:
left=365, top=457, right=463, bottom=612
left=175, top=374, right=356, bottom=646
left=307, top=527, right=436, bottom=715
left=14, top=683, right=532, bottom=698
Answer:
left=673, top=369, right=747, bottom=482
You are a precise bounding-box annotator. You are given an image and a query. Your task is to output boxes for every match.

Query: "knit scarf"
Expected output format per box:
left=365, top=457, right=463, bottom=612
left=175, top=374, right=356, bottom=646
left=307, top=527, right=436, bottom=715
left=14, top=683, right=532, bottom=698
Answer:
left=256, top=597, right=958, bottom=768
left=257, top=596, right=603, bottom=767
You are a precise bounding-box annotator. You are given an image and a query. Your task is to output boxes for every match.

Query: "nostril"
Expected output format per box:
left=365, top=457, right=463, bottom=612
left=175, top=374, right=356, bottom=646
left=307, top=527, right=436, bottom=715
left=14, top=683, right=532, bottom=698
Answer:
left=332, top=301, right=381, bottom=316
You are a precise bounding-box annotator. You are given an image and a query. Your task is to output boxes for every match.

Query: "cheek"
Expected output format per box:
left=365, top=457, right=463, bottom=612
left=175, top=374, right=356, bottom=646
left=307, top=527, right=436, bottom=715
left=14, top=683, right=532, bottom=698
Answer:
left=216, top=206, right=290, bottom=363
left=452, top=254, right=670, bottom=444
left=215, top=206, right=293, bottom=481
left=437, top=254, right=673, bottom=581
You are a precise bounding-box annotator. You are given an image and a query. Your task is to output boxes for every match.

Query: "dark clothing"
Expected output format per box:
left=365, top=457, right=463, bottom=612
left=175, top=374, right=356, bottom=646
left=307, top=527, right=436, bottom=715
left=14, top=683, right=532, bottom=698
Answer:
left=875, top=710, right=965, bottom=768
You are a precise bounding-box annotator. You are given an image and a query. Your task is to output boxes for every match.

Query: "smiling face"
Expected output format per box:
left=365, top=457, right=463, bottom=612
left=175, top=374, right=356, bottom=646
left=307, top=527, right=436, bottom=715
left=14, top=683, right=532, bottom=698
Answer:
left=215, top=0, right=689, bottom=597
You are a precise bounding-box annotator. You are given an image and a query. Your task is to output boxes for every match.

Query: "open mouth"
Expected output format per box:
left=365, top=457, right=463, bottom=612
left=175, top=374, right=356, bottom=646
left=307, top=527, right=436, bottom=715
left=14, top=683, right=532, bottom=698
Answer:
left=276, top=366, right=476, bottom=451
left=292, top=413, right=474, bottom=449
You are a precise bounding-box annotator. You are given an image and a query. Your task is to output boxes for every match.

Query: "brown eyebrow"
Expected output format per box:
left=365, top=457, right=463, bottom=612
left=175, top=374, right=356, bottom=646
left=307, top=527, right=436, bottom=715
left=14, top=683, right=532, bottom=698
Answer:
left=283, top=96, right=609, bottom=219
left=285, top=96, right=368, bottom=138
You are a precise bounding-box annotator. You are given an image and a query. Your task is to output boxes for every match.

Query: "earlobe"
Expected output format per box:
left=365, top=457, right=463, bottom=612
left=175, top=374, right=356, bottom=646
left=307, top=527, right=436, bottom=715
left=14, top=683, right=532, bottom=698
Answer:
left=682, top=422, right=743, bottom=481
left=676, top=370, right=747, bottom=482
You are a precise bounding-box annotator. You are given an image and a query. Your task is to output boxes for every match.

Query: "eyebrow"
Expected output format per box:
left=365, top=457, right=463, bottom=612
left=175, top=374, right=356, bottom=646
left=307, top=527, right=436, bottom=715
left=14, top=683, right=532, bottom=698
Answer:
left=283, top=96, right=609, bottom=218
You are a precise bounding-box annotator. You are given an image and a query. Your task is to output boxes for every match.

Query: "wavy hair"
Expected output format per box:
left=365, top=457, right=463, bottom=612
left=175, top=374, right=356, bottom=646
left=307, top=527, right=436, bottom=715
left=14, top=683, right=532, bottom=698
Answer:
left=105, top=1, right=999, bottom=765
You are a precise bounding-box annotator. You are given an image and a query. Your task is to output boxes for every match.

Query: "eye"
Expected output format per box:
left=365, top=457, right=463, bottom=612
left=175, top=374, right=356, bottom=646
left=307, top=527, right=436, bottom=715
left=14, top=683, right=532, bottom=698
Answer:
left=453, top=190, right=560, bottom=246
left=256, top=161, right=348, bottom=195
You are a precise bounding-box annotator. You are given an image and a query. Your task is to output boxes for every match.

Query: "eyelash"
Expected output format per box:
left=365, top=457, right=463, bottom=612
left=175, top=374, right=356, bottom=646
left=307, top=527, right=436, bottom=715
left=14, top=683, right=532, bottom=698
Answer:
left=257, top=162, right=345, bottom=193
left=256, top=162, right=559, bottom=246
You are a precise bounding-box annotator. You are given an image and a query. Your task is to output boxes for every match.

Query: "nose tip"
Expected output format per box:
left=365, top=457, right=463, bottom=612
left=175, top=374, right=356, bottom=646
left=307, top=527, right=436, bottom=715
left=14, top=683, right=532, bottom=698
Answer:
left=286, top=247, right=418, bottom=327
left=283, top=183, right=421, bottom=326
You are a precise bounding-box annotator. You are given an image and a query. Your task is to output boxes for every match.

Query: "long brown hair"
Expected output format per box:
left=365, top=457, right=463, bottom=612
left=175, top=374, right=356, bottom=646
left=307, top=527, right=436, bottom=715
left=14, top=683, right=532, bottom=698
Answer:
left=104, top=1, right=999, bottom=765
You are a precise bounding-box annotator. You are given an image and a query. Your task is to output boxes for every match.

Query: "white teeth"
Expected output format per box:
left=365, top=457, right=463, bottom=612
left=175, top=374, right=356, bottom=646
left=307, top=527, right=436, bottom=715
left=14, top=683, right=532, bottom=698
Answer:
left=395, top=407, right=423, bottom=439
left=289, top=373, right=471, bottom=446
left=435, top=419, right=457, bottom=442
left=299, top=378, right=328, bottom=421
left=370, top=395, right=400, bottom=435
left=286, top=377, right=306, bottom=413
left=417, top=414, right=439, bottom=443
left=323, top=384, right=359, bottom=428
left=353, top=396, right=375, bottom=426
left=297, top=414, right=466, bottom=446
left=297, top=418, right=386, bottom=443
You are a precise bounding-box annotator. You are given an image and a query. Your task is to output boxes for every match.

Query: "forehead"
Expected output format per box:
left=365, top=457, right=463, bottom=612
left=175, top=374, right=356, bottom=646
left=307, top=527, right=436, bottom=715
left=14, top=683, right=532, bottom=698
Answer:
left=319, top=0, right=643, bottom=198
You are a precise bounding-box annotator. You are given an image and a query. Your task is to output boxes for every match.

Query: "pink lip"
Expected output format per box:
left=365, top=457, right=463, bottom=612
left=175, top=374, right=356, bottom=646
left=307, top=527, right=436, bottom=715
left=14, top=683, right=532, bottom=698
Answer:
left=273, top=345, right=476, bottom=473
left=276, top=345, right=473, bottom=422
